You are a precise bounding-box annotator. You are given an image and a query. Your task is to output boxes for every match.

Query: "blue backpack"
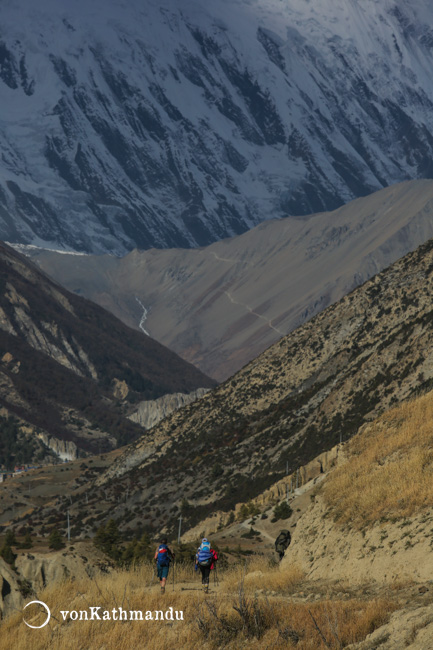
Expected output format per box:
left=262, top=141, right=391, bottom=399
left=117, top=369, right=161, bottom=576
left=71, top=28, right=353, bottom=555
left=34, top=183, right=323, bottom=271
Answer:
left=157, top=544, right=171, bottom=567
left=197, top=539, right=213, bottom=566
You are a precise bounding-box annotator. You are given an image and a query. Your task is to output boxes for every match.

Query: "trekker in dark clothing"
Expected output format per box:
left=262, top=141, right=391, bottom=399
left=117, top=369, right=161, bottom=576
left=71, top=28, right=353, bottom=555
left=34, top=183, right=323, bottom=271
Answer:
left=275, top=529, right=291, bottom=561
left=154, top=537, right=175, bottom=594
left=195, top=537, right=218, bottom=593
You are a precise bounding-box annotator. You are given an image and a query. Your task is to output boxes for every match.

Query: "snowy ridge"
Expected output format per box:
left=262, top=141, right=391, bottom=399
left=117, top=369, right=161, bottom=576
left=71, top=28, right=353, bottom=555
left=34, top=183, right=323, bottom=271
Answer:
left=1, top=0, right=433, bottom=253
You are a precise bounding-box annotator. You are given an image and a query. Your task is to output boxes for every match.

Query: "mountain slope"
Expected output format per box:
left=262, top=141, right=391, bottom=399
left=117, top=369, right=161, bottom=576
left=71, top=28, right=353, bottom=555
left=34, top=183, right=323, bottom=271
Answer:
left=0, top=242, right=214, bottom=462
left=71, top=234, right=433, bottom=534
left=1, top=0, right=433, bottom=252
left=30, top=179, right=433, bottom=380
left=283, top=389, right=433, bottom=586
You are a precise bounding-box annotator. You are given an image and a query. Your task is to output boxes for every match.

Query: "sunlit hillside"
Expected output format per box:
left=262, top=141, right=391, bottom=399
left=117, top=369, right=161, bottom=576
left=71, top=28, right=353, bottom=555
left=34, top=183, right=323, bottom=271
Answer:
left=323, top=389, right=433, bottom=528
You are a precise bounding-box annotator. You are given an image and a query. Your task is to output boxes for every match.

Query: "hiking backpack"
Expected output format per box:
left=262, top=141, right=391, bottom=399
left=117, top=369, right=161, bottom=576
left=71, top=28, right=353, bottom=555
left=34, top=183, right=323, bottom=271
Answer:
left=197, top=540, right=213, bottom=567
left=157, top=544, right=171, bottom=567
left=274, top=529, right=291, bottom=560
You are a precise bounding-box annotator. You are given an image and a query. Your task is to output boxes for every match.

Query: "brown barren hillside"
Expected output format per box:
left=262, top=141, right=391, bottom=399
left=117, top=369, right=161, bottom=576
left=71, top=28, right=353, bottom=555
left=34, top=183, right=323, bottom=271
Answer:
left=30, top=179, right=433, bottom=380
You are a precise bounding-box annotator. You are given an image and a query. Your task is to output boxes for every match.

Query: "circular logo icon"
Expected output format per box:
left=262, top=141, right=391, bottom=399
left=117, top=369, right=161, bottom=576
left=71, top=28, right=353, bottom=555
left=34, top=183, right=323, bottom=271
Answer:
left=23, top=600, right=51, bottom=629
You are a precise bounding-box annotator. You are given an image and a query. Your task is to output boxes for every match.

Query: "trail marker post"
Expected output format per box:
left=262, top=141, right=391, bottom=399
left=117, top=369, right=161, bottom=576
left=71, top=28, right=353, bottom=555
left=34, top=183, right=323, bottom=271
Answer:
left=178, top=515, right=182, bottom=544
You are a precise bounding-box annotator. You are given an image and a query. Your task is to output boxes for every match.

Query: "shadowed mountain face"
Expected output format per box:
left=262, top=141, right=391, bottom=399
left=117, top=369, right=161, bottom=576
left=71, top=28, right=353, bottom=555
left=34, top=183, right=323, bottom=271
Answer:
left=57, top=234, right=433, bottom=535
left=1, top=0, right=433, bottom=253
left=30, top=180, right=433, bottom=380
left=0, top=242, right=214, bottom=462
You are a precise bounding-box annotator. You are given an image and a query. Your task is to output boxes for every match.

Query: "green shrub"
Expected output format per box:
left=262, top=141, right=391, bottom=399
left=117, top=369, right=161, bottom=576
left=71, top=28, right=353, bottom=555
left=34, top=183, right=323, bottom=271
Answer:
left=271, top=501, right=293, bottom=522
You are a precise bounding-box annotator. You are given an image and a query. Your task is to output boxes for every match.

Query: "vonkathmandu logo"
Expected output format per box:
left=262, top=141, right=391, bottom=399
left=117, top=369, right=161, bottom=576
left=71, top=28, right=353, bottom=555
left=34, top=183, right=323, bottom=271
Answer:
left=23, top=600, right=51, bottom=629
left=60, top=606, right=184, bottom=622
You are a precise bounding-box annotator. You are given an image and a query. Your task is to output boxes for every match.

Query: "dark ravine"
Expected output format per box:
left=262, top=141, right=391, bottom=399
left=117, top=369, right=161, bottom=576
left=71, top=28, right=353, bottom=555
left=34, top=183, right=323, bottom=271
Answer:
left=0, top=242, right=214, bottom=462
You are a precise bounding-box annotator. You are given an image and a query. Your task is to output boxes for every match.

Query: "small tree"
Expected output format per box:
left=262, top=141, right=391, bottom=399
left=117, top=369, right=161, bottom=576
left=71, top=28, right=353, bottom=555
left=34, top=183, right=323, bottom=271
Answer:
left=180, top=499, right=191, bottom=516
left=211, top=462, right=224, bottom=478
left=0, top=542, right=16, bottom=566
left=5, top=530, right=16, bottom=546
left=238, top=504, right=249, bottom=521
left=48, top=528, right=65, bottom=550
left=93, top=519, right=122, bottom=562
left=120, top=538, right=137, bottom=567
left=247, top=501, right=260, bottom=517
left=134, top=533, right=152, bottom=561
left=104, top=519, right=121, bottom=547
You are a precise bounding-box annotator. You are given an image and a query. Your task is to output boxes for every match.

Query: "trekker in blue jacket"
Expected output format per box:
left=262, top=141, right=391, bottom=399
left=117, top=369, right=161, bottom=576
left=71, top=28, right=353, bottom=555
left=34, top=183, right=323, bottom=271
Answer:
left=154, top=537, right=174, bottom=594
left=195, top=537, right=218, bottom=593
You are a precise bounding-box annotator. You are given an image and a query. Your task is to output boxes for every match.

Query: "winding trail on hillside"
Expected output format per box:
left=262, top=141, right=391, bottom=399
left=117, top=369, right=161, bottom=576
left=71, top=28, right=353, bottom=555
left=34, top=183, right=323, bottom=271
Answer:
left=208, top=251, right=237, bottom=264
left=238, top=520, right=276, bottom=545
left=224, top=291, right=284, bottom=336
left=206, top=250, right=254, bottom=269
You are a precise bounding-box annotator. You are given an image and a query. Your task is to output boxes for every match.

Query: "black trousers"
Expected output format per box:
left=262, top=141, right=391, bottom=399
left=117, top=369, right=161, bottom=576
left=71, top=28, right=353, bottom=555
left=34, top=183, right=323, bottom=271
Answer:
left=199, top=565, right=211, bottom=584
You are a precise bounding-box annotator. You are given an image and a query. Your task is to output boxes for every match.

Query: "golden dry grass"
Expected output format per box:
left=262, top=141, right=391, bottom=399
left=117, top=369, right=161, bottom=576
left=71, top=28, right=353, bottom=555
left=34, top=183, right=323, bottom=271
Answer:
left=222, top=556, right=304, bottom=593
left=324, top=390, right=433, bottom=527
left=0, top=559, right=397, bottom=650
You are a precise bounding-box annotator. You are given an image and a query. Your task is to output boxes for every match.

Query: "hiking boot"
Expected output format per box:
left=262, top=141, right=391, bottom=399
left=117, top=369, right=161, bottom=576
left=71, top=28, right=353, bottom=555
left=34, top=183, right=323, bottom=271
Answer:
left=204, top=585, right=209, bottom=594
left=161, top=586, right=165, bottom=594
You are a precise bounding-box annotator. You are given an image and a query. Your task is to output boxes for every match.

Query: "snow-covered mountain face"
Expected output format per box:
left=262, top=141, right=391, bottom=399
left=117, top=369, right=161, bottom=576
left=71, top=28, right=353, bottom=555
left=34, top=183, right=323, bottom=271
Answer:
left=1, top=0, right=433, bottom=253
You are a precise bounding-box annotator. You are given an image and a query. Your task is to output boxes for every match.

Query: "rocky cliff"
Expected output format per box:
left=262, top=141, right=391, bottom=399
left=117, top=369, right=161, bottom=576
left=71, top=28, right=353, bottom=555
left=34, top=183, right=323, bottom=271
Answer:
left=129, top=389, right=209, bottom=430
left=0, top=542, right=108, bottom=619
left=36, top=433, right=77, bottom=462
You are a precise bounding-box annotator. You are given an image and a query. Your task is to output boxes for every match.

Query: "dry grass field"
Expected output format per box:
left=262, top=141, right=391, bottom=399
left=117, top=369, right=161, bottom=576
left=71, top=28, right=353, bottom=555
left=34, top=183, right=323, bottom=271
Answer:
left=0, top=558, right=397, bottom=649
left=323, top=391, right=433, bottom=528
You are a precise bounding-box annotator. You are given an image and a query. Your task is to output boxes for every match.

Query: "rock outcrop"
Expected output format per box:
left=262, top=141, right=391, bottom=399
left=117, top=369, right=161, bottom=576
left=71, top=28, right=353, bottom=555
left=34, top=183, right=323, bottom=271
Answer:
left=36, top=433, right=78, bottom=462
left=0, top=558, right=22, bottom=619
left=0, top=542, right=110, bottom=619
left=284, top=491, right=433, bottom=584
left=129, top=389, right=209, bottom=429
